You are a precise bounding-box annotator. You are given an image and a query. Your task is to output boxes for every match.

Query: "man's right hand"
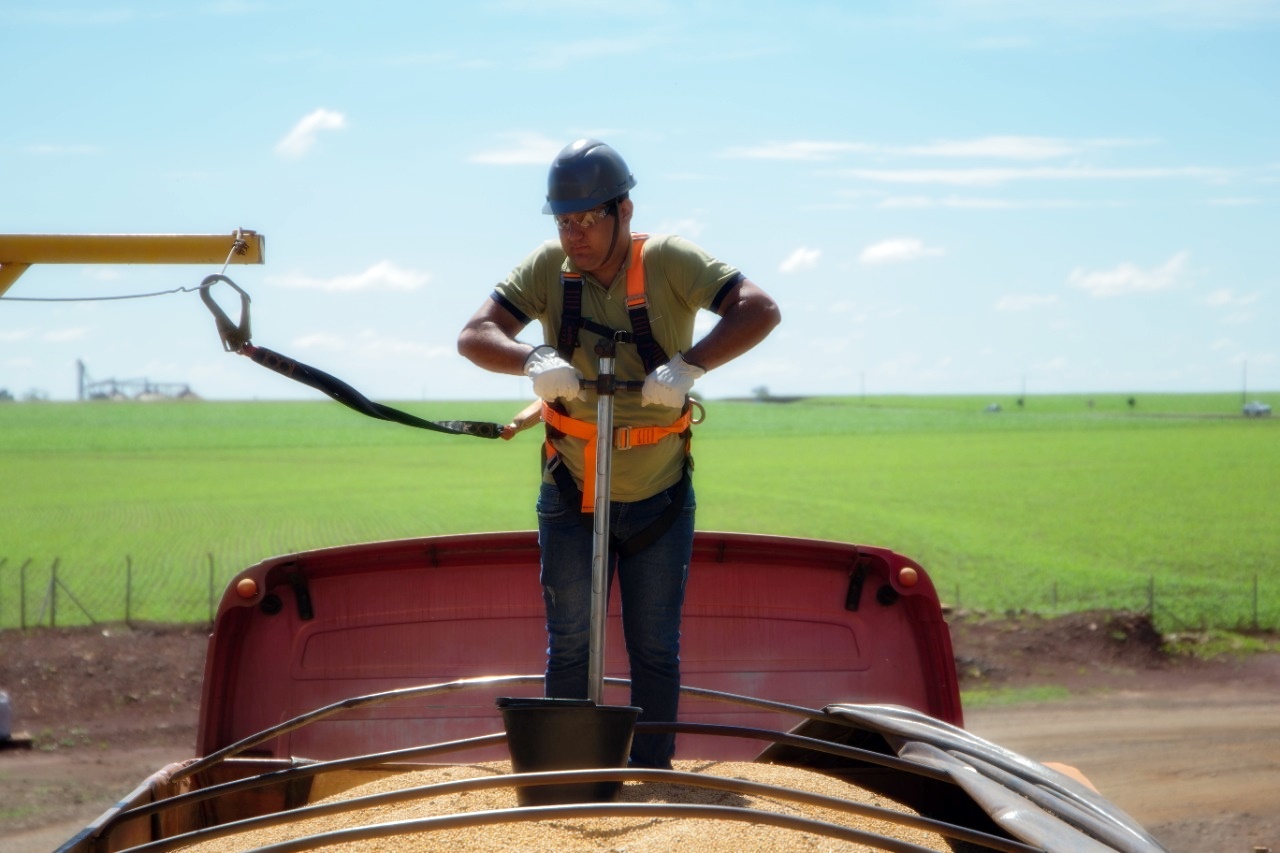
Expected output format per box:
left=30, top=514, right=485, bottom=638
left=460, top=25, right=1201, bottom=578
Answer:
left=523, top=346, right=585, bottom=401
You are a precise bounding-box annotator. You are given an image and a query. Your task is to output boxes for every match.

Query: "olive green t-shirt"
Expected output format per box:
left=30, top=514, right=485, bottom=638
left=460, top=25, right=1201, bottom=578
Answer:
left=493, top=233, right=742, bottom=501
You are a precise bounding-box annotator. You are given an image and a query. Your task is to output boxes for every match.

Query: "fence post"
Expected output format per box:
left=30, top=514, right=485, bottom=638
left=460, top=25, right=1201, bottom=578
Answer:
left=1254, top=574, right=1260, bottom=631
left=208, top=553, right=216, bottom=625
left=20, top=559, right=29, bottom=629
left=50, top=559, right=59, bottom=627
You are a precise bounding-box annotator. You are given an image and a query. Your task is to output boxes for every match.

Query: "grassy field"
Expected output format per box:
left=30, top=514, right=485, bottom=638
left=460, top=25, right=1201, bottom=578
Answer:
left=2, top=392, right=1277, bottom=630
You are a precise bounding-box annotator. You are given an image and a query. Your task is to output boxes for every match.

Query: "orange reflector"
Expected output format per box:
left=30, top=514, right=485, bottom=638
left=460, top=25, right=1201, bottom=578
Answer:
left=898, top=567, right=918, bottom=588
left=236, top=578, right=259, bottom=599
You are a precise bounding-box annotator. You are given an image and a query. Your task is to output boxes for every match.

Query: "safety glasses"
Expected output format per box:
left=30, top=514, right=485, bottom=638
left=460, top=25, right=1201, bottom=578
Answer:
left=553, top=205, right=611, bottom=232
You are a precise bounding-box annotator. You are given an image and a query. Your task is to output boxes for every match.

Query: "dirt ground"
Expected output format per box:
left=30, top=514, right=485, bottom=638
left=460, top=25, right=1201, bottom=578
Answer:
left=1, top=612, right=1277, bottom=853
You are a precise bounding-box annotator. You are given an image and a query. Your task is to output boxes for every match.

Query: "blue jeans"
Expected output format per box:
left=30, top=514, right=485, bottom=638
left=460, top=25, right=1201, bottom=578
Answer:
left=536, top=478, right=695, bottom=768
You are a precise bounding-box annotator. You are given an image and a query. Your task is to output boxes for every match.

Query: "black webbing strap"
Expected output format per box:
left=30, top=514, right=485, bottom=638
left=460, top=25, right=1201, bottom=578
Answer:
left=555, top=273, right=583, bottom=360
left=554, top=236, right=669, bottom=374
left=200, top=274, right=503, bottom=439
left=546, top=451, right=692, bottom=559
left=241, top=344, right=504, bottom=439
left=625, top=297, right=669, bottom=375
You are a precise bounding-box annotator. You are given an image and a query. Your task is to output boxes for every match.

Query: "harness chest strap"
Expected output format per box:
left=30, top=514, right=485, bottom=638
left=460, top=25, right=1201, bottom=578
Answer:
left=556, top=234, right=669, bottom=375
left=542, top=402, right=693, bottom=511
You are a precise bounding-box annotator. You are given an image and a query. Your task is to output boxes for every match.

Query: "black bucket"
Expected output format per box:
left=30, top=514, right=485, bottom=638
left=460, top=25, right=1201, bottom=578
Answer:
left=497, top=697, right=640, bottom=806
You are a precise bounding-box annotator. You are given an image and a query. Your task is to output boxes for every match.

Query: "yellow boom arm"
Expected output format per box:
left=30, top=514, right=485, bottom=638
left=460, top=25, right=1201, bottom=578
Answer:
left=0, top=231, right=265, bottom=297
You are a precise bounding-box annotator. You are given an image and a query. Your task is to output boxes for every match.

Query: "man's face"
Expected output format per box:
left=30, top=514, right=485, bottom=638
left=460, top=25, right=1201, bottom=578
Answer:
left=555, top=199, right=630, bottom=275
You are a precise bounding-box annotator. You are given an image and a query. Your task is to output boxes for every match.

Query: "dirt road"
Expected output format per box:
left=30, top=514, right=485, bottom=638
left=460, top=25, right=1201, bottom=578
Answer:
left=966, top=663, right=1280, bottom=852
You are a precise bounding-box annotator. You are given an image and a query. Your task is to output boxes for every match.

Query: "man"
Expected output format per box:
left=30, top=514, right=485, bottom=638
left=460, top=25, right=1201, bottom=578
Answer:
left=457, top=138, right=780, bottom=768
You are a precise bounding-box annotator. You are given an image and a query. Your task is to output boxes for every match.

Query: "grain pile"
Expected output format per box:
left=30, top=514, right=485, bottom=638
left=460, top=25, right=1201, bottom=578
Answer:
left=176, top=760, right=950, bottom=851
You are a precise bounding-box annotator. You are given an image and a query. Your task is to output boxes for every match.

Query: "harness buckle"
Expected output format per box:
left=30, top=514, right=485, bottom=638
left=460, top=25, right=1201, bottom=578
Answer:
left=613, top=426, right=633, bottom=451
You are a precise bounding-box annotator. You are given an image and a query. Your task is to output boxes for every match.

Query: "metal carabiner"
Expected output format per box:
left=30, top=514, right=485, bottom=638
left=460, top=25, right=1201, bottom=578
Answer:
left=199, top=274, right=252, bottom=352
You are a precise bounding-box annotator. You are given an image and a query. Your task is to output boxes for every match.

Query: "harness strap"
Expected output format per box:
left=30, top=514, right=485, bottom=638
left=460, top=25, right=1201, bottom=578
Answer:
left=555, top=272, right=583, bottom=361
left=555, top=234, right=669, bottom=374
left=546, top=455, right=691, bottom=559
left=542, top=402, right=692, bottom=512
left=623, top=236, right=670, bottom=374
left=241, top=344, right=504, bottom=438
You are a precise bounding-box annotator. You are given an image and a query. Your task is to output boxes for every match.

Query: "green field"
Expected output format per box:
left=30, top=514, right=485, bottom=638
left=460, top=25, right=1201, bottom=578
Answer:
left=2, top=392, right=1277, bottom=630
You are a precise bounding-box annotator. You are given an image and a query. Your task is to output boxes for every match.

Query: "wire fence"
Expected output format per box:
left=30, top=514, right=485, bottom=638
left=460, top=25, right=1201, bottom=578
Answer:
left=947, top=574, right=1275, bottom=635
left=0, top=553, right=1275, bottom=634
left=0, top=555, right=229, bottom=630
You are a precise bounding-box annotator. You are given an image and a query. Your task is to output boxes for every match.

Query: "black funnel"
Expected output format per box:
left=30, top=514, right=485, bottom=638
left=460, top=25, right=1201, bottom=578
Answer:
left=497, top=697, right=640, bottom=806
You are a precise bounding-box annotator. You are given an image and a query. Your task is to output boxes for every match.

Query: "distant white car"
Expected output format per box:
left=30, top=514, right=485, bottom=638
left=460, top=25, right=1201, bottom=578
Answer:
left=1242, top=401, right=1272, bottom=417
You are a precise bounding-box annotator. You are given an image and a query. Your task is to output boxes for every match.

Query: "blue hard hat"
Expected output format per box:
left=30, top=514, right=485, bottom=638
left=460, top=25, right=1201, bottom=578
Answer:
left=542, top=139, right=637, bottom=215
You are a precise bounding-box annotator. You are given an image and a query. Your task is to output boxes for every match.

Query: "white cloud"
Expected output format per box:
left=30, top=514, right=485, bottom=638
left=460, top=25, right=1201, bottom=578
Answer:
left=996, top=294, right=1059, bottom=311
left=935, top=0, right=1280, bottom=29
left=967, top=35, right=1035, bottom=50
left=1033, top=356, right=1068, bottom=372
left=292, top=332, right=347, bottom=352
left=879, top=195, right=1083, bottom=210
left=43, top=327, right=89, bottom=342
left=858, top=238, right=945, bottom=265
left=470, top=132, right=565, bottom=165
left=275, top=108, right=347, bottom=159
left=268, top=261, right=429, bottom=292
left=353, top=331, right=452, bottom=360
left=721, top=141, right=874, bottom=161
left=1206, top=197, right=1262, bottom=206
left=0, top=329, right=33, bottom=342
left=291, top=330, right=450, bottom=360
left=779, top=247, right=821, bottom=274
left=842, top=166, right=1228, bottom=186
left=24, top=144, right=100, bottom=156
left=1204, top=288, right=1259, bottom=308
left=904, top=136, right=1085, bottom=160
left=1067, top=251, right=1191, bottom=297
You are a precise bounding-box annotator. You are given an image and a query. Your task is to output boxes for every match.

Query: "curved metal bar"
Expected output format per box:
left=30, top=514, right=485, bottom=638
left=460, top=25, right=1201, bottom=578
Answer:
left=111, top=718, right=956, bottom=851
left=638, top=721, right=950, bottom=782
left=171, top=674, right=543, bottom=783
left=253, top=802, right=943, bottom=853
left=126, top=766, right=1036, bottom=853
left=176, top=674, right=887, bottom=787
left=108, top=733, right=508, bottom=831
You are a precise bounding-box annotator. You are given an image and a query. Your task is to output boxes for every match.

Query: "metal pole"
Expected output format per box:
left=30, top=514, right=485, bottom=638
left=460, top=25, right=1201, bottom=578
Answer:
left=588, top=335, right=621, bottom=706
left=20, top=559, right=30, bottom=629
left=50, top=559, right=58, bottom=627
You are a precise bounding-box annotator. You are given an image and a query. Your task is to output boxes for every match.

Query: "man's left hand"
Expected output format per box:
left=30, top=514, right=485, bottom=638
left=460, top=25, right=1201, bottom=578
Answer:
left=642, top=353, right=705, bottom=407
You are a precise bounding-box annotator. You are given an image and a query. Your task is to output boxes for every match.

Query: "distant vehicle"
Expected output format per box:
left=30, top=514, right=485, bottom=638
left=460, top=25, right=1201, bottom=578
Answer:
left=1243, top=401, right=1272, bottom=417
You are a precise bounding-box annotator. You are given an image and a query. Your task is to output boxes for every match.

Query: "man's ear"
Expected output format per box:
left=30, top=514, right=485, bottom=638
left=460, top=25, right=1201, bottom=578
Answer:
left=617, top=197, right=635, bottom=225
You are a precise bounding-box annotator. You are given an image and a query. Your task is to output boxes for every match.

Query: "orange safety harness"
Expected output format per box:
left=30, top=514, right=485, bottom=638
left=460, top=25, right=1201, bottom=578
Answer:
left=543, top=234, right=696, bottom=532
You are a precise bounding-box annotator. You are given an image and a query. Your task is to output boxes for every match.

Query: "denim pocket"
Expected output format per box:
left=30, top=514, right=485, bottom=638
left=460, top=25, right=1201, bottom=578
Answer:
left=535, top=483, right=574, bottom=522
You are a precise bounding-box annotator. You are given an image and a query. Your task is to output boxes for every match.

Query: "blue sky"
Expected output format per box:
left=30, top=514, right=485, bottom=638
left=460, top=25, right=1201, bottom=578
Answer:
left=2, top=0, right=1277, bottom=403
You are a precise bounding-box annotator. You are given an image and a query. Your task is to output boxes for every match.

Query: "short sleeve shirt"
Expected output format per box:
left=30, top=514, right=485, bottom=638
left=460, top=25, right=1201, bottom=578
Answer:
left=493, top=233, right=742, bottom=501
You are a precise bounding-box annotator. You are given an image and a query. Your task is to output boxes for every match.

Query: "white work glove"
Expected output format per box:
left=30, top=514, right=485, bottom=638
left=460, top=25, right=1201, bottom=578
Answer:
left=642, top=352, right=705, bottom=408
left=524, top=346, right=585, bottom=402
